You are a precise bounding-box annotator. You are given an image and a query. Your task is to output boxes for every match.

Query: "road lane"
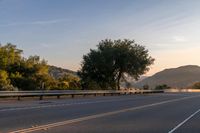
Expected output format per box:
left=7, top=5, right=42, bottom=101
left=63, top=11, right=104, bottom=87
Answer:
left=1, top=94, right=180, bottom=132
left=31, top=93, right=200, bottom=133
left=0, top=93, right=199, bottom=133
left=0, top=93, right=193, bottom=112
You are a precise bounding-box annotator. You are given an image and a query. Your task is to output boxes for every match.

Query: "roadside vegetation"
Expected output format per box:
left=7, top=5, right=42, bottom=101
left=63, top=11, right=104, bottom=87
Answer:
left=191, top=82, right=200, bottom=89
left=0, top=43, right=80, bottom=91
left=154, top=84, right=171, bottom=90
left=0, top=39, right=154, bottom=91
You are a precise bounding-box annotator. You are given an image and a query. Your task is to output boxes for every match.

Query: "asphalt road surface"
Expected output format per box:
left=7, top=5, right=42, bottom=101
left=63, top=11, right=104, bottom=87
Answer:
left=0, top=93, right=200, bottom=133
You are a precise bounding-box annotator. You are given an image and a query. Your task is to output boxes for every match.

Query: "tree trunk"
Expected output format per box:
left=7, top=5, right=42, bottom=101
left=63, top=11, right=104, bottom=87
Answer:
left=117, top=71, right=122, bottom=90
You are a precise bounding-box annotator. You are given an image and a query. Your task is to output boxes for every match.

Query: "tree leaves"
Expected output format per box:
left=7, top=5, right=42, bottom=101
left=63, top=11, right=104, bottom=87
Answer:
left=0, top=43, right=81, bottom=90
left=78, top=39, right=154, bottom=90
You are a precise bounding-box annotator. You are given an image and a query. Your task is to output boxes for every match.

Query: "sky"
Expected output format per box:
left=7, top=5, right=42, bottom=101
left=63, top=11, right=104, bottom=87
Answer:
left=0, top=0, right=200, bottom=76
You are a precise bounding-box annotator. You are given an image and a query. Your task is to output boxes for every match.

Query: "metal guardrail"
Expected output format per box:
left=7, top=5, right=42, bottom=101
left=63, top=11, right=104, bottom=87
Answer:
left=0, top=90, right=164, bottom=100
left=164, top=89, right=200, bottom=93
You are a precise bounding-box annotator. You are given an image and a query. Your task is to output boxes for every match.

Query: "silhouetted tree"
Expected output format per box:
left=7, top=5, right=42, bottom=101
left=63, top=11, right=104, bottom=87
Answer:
left=78, top=39, right=154, bottom=90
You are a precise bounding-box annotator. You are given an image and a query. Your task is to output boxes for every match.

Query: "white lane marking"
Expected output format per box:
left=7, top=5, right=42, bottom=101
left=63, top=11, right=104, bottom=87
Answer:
left=168, top=108, right=200, bottom=133
left=0, top=97, right=145, bottom=112
left=10, top=95, right=200, bottom=133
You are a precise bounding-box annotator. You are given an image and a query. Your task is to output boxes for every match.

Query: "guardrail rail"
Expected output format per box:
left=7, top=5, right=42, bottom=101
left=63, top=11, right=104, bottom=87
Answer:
left=0, top=90, right=164, bottom=100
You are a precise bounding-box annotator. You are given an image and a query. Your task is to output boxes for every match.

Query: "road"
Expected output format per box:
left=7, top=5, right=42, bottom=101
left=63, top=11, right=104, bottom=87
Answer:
left=0, top=93, right=200, bottom=133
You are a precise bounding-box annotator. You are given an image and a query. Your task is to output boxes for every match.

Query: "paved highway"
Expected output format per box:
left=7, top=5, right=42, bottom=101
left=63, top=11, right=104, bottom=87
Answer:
left=0, top=93, right=200, bottom=133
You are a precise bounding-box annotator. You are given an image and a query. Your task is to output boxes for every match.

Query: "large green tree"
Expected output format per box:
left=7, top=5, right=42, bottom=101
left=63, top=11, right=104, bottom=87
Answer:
left=0, top=43, right=57, bottom=90
left=78, top=39, right=154, bottom=90
left=0, top=43, right=81, bottom=90
left=10, top=55, right=53, bottom=90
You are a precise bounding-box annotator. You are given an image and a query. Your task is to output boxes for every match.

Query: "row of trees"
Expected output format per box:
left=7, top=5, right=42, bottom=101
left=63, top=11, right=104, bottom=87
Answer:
left=1, top=39, right=155, bottom=91
left=2, top=40, right=199, bottom=91
left=0, top=43, right=80, bottom=91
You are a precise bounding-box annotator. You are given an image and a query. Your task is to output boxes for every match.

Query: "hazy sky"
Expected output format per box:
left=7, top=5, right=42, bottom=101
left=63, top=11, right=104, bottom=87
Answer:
left=1, top=0, right=200, bottom=75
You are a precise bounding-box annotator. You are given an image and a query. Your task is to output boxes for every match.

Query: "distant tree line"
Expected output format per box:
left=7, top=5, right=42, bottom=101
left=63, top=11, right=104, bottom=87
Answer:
left=0, top=43, right=80, bottom=91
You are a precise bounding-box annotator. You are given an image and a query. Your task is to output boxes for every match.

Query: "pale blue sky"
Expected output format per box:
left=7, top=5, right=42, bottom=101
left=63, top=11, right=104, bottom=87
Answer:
left=1, top=0, right=200, bottom=75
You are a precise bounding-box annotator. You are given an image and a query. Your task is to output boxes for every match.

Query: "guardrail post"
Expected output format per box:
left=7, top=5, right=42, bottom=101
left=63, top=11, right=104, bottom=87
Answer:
left=57, top=95, right=60, bottom=99
left=71, top=94, right=74, bottom=98
left=18, top=96, right=21, bottom=101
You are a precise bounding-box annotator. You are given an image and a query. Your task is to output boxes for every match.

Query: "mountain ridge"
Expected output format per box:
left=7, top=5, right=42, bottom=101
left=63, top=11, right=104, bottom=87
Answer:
left=48, top=65, right=77, bottom=79
left=134, top=65, right=200, bottom=89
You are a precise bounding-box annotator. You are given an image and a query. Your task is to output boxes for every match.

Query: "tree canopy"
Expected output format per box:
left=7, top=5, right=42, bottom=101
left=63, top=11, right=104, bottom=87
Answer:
left=78, top=39, right=154, bottom=90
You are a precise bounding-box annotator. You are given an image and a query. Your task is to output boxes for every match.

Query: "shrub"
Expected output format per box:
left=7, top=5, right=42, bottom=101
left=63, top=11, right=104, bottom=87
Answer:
left=155, top=84, right=170, bottom=90
left=191, top=82, right=200, bottom=89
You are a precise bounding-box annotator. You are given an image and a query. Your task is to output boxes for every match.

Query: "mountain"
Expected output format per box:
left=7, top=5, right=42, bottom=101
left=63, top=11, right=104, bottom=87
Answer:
left=48, top=66, right=77, bottom=79
left=134, top=65, right=200, bottom=89
left=120, top=75, right=148, bottom=88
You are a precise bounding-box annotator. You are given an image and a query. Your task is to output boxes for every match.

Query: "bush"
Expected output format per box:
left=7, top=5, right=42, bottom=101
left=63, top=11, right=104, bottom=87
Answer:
left=155, top=84, right=170, bottom=90
left=58, top=74, right=81, bottom=90
left=191, top=82, right=200, bottom=89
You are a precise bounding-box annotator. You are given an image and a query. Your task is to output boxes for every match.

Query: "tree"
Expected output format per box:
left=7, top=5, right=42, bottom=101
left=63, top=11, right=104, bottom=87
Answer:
left=0, top=70, right=12, bottom=90
left=0, top=43, right=81, bottom=90
left=12, top=56, right=51, bottom=90
left=0, top=43, right=22, bottom=70
left=78, top=39, right=154, bottom=90
left=58, top=74, right=81, bottom=90
left=6, top=52, right=55, bottom=90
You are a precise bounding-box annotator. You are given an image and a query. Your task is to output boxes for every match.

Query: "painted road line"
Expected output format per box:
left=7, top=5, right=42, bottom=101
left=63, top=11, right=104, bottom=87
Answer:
left=168, top=108, right=200, bottom=133
left=10, top=95, right=200, bottom=133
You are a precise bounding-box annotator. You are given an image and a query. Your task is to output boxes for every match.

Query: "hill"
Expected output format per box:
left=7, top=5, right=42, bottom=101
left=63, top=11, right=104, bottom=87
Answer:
left=48, top=66, right=77, bottom=79
left=134, top=65, right=200, bottom=89
left=120, top=76, right=148, bottom=88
